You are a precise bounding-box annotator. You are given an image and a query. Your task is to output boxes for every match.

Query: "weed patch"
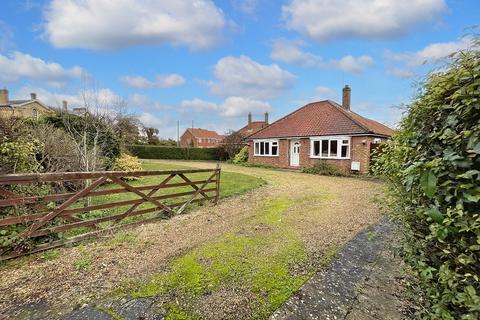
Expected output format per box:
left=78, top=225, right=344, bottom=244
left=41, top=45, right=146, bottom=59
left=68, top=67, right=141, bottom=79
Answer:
left=118, top=197, right=314, bottom=318
left=105, top=232, right=138, bottom=247
left=41, top=249, right=61, bottom=261
left=73, top=248, right=93, bottom=271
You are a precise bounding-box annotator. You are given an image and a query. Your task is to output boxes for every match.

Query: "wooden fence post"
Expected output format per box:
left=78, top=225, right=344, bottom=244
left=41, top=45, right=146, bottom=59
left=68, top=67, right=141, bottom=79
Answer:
left=215, top=163, right=221, bottom=204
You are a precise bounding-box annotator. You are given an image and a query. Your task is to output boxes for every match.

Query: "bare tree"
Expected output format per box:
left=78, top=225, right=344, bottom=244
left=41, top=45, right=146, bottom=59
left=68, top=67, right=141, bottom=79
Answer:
left=61, top=83, right=124, bottom=173
left=59, top=82, right=125, bottom=204
left=222, top=130, right=246, bottom=159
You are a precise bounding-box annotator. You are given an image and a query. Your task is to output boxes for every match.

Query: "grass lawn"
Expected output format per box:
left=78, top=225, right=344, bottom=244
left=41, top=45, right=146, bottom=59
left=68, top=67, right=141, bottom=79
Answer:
left=63, top=160, right=266, bottom=237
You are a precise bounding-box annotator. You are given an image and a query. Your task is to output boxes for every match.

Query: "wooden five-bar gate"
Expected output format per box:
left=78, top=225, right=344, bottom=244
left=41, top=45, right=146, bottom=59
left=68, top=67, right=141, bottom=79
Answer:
left=0, top=166, right=221, bottom=260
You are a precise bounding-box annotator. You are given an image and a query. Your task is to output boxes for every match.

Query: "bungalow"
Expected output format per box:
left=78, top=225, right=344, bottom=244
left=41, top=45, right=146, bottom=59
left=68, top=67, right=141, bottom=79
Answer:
left=247, top=86, right=393, bottom=174
left=180, top=128, right=224, bottom=148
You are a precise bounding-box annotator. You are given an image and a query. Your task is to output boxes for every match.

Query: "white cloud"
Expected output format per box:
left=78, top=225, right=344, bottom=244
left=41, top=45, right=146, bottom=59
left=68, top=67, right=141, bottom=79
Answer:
left=209, top=55, right=295, bottom=99
left=220, top=96, right=271, bottom=117
left=270, top=39, right=321, bottom=67
left=233, top=0, right=259, bottom=14
left=127, top=93, right=173, bottom=112
left=180, top=96, right=271, bottom=117
left=121, top=74, right=185, bottom=89
left=138, top=112, right=168, bottom=128
left=0, top=51, right=83, bottom=85
left=43, top=0, right=227, bottom=51
left=385, top=37, right=473, bottom=78
left=387, top=68, right=416, bottom=79
left=315, top=86, right=336, bottom=97
left=335, top=55, right=374, bottom=73
left=270, top=40, right=373, bottom=73
left=180, top=98, right=219, bottom=112
left=282, top=0, right=446, bottom=41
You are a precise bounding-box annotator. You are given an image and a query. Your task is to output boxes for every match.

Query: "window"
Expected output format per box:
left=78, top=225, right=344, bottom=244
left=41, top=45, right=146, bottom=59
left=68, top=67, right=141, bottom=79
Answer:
left=310, top=137, right=350, bottom=159
left=313, top=140, right=320, bottom=156
left=32, top=108, right=38, bottom=119
left=321, top=140, right=328, bottom=157
left=254, top=139, right=279, bottom=156
left=271, top=141, right=278, bottom=155
left=373, top=138, right=382, bottom=144
left=330, top=140, right=338, bottom=157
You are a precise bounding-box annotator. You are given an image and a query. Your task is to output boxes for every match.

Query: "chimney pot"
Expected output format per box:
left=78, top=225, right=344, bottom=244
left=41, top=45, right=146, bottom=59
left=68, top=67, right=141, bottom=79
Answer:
left=264, top=112, right=269, bottom=124
left=30, top=92, right=37, bottom=100
left=0, top=89, right=8, bottom=105
left=248, top=112, right=252, bottom=125
left=342, top=85, right=351, bottom=110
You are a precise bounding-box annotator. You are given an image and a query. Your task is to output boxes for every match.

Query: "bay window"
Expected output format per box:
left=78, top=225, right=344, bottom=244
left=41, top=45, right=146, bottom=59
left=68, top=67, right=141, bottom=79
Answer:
left=254, top=139, right=279, bottom=156
left=311, top=137, right=350, bottom=159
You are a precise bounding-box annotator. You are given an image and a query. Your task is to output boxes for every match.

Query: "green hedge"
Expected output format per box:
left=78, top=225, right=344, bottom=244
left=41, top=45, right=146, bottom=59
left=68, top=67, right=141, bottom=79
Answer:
left=372, top=40, right=480, bottom=319
left=127, top=145, right=220, bottom=160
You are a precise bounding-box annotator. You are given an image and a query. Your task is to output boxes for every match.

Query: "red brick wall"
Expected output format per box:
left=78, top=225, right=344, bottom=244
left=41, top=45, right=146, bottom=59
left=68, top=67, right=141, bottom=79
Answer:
left=180, top=131, right=196, bottom=148
left=248, top=136, right=378, bottom=174
left=180, top=131, right=221, bottom=148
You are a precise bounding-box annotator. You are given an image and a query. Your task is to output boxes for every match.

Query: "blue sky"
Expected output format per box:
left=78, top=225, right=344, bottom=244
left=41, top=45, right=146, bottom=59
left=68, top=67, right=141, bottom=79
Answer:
left=0, top=0, right=478, bottom=138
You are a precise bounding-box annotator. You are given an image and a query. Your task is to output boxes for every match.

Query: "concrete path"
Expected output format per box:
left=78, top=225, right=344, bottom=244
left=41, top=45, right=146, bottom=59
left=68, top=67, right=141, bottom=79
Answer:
left=270, top=219, right=408, bottom=320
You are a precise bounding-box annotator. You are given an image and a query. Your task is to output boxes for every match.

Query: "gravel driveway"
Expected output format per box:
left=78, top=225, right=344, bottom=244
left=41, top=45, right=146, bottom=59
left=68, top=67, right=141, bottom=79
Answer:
left=0, top=161, right=385, bottom=319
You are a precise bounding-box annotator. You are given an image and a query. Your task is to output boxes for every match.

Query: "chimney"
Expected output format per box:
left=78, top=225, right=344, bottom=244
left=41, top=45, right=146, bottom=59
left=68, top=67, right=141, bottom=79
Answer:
left=264, top=112, right=269, bottom=124
left=248, top=112, right=252, bottom=125
left=30, top=92, right=37, bottom=100
left=0, top=89, right=9, bottom=105
left=342, top=85, right=351, bottom=110
left=62, top=100, right=68, bottom=111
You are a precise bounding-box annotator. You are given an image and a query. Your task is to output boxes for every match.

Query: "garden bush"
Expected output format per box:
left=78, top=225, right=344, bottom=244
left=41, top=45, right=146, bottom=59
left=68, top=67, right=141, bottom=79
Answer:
left=112, top=154, right=143, bottom=180
left=232, top=146, right=249, bottom=164
left=372, top=41, right=480, bottom=319
left=302, top=160, right=346, bottom=176
left=127, top=145, right=220, bottom=161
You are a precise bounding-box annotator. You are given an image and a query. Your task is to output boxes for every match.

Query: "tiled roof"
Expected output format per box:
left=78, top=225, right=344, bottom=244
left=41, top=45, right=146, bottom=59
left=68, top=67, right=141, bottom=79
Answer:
left=187, top=128, right=224, bottom=139
left=249, top=100, right=393, bottom=139
left=9, top=100, right=30, bottom=105
left=238, top=121, right=268, bottom=137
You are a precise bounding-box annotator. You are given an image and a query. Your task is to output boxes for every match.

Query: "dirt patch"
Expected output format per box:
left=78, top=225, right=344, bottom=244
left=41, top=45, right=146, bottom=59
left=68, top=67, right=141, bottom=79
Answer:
left=0, top=161, right=384, bottom=319
left=196, top=286, right=258, bottom=320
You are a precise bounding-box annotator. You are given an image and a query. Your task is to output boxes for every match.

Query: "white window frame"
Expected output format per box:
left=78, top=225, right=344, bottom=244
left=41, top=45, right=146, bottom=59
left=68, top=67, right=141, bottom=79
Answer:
left=310, top=136, right=351, bottom=159
left=253, top=139, right=279, bottom=157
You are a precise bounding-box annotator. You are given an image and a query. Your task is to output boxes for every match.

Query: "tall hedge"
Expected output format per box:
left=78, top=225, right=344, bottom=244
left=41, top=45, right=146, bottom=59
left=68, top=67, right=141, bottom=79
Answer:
left=373, top=41, right=480, bottom=319
left=127, top=145, right=220, bottom=161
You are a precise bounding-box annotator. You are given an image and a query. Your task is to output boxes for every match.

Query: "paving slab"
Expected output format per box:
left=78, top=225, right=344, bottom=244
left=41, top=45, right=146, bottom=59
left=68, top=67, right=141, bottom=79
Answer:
left=270, top=219, right=407, bottom=320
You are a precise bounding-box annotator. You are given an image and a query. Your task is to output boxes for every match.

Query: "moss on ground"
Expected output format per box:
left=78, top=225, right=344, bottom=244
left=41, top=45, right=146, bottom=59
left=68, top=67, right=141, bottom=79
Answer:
left=117, top=196, right=322, bottom=319
left=96, top=306, right=126, bottom=320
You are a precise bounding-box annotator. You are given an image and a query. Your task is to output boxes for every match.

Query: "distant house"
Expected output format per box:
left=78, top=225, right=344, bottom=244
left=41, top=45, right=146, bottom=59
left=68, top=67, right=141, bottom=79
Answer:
left=180, top=128, right=224, bottom=148
left=238, top=112, right=269, bottom=137
left=247, top=86, right=393, bottom=174
left=0, top=89, right=53, bottom=119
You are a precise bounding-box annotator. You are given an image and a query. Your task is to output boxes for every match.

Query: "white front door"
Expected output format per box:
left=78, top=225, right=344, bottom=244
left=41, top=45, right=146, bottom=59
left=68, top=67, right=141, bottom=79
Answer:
left=290, top=140, right=300, bottom=166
